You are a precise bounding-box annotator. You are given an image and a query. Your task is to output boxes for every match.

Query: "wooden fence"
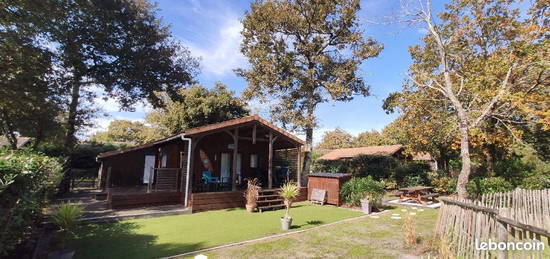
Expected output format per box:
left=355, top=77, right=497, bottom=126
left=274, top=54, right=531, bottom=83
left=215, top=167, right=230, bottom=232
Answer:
left=436, top=189, right=550, bottom=258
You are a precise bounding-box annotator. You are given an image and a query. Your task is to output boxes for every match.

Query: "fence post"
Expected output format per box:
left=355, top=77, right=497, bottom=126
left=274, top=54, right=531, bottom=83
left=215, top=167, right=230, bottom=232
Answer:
left=498, top=221, right=508, bottom=259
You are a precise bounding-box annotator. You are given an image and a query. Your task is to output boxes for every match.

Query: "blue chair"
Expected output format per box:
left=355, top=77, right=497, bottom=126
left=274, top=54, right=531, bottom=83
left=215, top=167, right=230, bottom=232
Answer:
left=202, top=171, right=220, bottom=184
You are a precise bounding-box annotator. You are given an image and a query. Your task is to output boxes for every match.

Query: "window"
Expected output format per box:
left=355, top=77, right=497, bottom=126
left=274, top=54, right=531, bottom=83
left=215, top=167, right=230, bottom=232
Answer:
left=161, top=154, right=167, bottom=168
left=250, top=154, right=258, bottom=168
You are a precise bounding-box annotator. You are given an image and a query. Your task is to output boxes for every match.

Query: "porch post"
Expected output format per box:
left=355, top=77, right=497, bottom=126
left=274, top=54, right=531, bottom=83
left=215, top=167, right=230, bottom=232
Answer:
left=296, top=145, right=302, bottom=187
left=231, top=128, right=239, bottom=191
left=268, top=131, right=273, bottom=189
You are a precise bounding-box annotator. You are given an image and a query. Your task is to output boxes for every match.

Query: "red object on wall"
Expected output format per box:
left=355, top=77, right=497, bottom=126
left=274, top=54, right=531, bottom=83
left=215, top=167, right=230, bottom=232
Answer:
left=307, top=173, right=351, bottom=206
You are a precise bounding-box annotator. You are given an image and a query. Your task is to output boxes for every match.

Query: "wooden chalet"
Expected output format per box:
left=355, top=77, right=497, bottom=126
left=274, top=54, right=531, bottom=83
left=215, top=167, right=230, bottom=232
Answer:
left=96, top=115, right=307, bottom=212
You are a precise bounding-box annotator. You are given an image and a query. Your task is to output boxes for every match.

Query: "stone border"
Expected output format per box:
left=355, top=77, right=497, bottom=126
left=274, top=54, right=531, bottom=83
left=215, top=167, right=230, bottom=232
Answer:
left=161, top=210, right=389, bottom=259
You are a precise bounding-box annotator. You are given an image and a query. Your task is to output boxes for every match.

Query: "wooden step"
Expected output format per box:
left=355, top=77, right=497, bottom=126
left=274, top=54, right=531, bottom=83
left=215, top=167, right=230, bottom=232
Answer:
left=257, top=199, right=283, bottom=204
left=258, top=194, right=280, bottom=199
left=257, top=203, right=285, bottom=212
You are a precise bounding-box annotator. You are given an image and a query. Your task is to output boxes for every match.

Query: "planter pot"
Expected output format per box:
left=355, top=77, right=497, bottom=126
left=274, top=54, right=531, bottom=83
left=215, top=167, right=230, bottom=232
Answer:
left=280, top=216, right=292, bottom=230
left=246, top=204, right=256, bottom=213
left=48, top=249, right=75, bottom=259
left=360, top=199, right=372, bottom=214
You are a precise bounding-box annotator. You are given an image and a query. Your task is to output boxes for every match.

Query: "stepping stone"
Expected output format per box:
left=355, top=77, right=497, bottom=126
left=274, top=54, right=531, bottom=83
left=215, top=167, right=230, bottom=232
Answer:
left=392, top=213, right=400, bottom=216
left=391, top=216, right=402, bottom=219
left=411, top=207, right=418, bottom=210
left=401, top=209, right=408, bottom=212
left=409, top=212, right=416, bottom=215
left=418, top=209, right=424, bottom=212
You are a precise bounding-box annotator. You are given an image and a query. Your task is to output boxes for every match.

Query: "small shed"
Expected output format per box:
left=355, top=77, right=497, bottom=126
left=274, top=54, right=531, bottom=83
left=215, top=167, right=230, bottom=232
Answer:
left=307, top=172, right=351, bottom=206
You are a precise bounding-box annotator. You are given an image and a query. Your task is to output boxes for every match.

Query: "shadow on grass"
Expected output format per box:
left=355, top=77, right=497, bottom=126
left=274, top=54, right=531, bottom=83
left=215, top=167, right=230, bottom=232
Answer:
left=291, top=220, right=326, bottom=229
left=66, top=221, right=204, bottom=259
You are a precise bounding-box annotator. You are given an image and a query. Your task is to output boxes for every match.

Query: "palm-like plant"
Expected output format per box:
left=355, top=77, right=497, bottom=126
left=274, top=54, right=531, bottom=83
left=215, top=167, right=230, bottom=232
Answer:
left=244, top=178, right=260, bottom=207
left=51, top=203, right=83, bottom=250
left=279, top=182, right=299, bottom=219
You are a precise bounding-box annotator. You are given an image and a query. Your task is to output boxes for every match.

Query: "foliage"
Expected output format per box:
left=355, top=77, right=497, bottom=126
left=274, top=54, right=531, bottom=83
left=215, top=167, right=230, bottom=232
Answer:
left=91, top=120, right=147, bottom=144
left=520, top=173, right=550, bottom=190
left=314, top=155, right=400, bottom=180
left=387, top=0, right=549, bottom=198
left=402, top=175, right=426, bottom=188
left=340, top=177, right=385, bottom=207
left=52, top=203, right=83, bottom=231
left=0, top=148, right=62, bottom=256
left=467, top=177, right=513, bottom=197
left=279, top=182, right=299, bottom=219
left=244, top=178, right=261, bottom=206
left=316, top=128, right=354, bottom=149
left=145, top=83, right=249, bottom=138
left=428, top=171, right=456, bottom=194
left=237, top=0, right=383, bottom=176
left=380, top=178, right=398, bottom=190
left=353, top=129, right=398, bottom=147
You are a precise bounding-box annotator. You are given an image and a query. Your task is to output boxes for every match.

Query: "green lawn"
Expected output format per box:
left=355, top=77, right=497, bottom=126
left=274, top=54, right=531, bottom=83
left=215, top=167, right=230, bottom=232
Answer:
left=67, top=202, right=363, bottom=259
left=194, top=206, right=439, bottom=259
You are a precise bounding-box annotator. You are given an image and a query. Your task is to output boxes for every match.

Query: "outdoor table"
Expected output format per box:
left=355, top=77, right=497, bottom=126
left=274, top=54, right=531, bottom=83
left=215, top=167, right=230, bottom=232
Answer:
left=398, top=186, right=438, bottom=204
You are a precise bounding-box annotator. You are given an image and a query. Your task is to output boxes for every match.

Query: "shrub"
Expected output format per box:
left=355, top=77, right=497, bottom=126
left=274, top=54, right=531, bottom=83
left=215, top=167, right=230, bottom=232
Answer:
left=380, top=178, right=398, bottom=190
left=0, top=148, right=62, bottom=256
left=340, top=177, right=386, bottom=207
left=467, top=177, right=513, bottom=197
left=402, top=175, right=426, bottom=187
left=52, top=204, right=83, bottom=250
left=520, top=173, right=550, bottom=190
left=428, top=171, right=456, bottom=194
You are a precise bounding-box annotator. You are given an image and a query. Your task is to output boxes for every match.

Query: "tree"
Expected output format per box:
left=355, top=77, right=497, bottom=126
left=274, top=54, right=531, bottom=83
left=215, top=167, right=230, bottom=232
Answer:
left=91, top=120, right=146, bottom=144
left=396, top=0, right=549, bottom=197
left=145, top=83, right=249, bottom=136
left=237, top=0, right=383, bottom=175
left=0, top=1, right=63, bottom=148
left=354, top=130, right=388, bottom=147
left=316, top=128, right=353, bottom=149
left=44, top=0, right=199, bottom=151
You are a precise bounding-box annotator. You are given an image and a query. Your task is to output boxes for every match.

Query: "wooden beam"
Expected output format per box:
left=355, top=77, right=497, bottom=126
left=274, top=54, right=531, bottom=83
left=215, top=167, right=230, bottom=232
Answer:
left=238, top=136, right=268, bottom=142
left=296, top=146, right=302, bottom=187
left=231, top=128, right=239, bottom=191
left=268, top=131, right=273, bottom=189
left=252, top=124, right=256, bottom=144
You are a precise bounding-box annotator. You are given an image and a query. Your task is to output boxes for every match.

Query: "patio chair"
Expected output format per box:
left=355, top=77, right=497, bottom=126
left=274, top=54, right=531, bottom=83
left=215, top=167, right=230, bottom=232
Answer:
left=202, top=171, right=220, bottom=184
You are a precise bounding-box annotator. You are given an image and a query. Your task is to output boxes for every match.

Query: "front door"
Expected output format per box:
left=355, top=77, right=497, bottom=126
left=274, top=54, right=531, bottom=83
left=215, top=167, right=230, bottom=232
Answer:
left=143, top=155, right=156, bottom=183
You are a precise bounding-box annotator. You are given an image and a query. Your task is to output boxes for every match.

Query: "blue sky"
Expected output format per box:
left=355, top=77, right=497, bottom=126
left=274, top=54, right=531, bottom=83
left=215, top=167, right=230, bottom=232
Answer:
left=92, top=0, right=446, bottom=144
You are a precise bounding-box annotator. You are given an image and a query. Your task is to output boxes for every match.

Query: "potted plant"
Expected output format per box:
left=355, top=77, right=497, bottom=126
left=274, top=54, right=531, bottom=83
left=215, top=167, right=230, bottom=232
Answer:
left=49, top=203, right=83, bottom=259
left=244, top=178, right=260, bottom=213
left=279, top=182, right=299, bottom=230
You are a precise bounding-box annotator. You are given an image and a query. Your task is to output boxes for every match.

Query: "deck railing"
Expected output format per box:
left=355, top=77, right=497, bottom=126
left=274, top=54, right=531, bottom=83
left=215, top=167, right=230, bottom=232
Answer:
left=147, top=168, right=183, bottom=193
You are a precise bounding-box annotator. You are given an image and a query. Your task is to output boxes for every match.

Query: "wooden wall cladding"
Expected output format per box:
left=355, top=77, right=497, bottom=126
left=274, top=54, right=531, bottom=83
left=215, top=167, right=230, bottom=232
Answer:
left=307, top=176, right=349, bottom=206
left=110, top=191, right=182, bottom=209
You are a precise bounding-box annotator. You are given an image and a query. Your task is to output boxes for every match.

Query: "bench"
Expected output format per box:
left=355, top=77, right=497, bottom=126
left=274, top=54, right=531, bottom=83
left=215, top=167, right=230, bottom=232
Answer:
left=310, top=188, right=327, bottom=205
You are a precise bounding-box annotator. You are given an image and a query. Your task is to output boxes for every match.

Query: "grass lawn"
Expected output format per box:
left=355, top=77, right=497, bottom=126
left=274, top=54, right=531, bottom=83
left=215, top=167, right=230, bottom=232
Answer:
left=66, top=202, right=363, bottom=259
left=188, top=206, right=439, bottom=258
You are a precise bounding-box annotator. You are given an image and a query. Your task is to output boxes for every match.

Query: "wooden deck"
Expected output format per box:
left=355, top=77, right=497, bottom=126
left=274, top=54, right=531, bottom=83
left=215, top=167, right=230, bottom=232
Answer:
left=107, top=186, right=183, bottom=209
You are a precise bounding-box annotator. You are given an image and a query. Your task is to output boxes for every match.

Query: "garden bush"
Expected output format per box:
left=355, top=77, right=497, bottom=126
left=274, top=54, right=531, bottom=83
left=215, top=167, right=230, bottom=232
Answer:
left=428, top=171, right=456, bottom=194
left=467, top=177, right=513, bottom=197
left=340, top=176, right=386, bottom=207
left=519, top=173, right=550, bottom=190
left=0, top=148, right=62, bottom=256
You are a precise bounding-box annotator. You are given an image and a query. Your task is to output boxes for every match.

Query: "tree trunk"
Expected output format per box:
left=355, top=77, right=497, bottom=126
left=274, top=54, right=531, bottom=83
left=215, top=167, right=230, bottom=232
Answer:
left=302, top=127, right=313, bottom=178
left=485, top=148, right=495, bottom=177
left=64, top=81, right=81, bottom=152
left=456, top=123, right=472, bottom=198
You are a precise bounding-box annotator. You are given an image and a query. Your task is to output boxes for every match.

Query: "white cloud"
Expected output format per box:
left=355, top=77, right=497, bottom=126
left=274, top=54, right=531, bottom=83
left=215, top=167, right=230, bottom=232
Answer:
left=185, top=17, right=247, bottom=76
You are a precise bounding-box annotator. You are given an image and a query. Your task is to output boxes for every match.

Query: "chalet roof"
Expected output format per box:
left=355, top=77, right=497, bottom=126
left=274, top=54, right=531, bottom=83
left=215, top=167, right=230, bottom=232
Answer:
left=317, top=144, right=403, bottom=161
left=0, top=136, right=32, bottom=148
left=97, top=115, right=304, bottom=159
left=412, top=152, right=434, bottom=161
left=308, top=172, right=352, bottom=178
